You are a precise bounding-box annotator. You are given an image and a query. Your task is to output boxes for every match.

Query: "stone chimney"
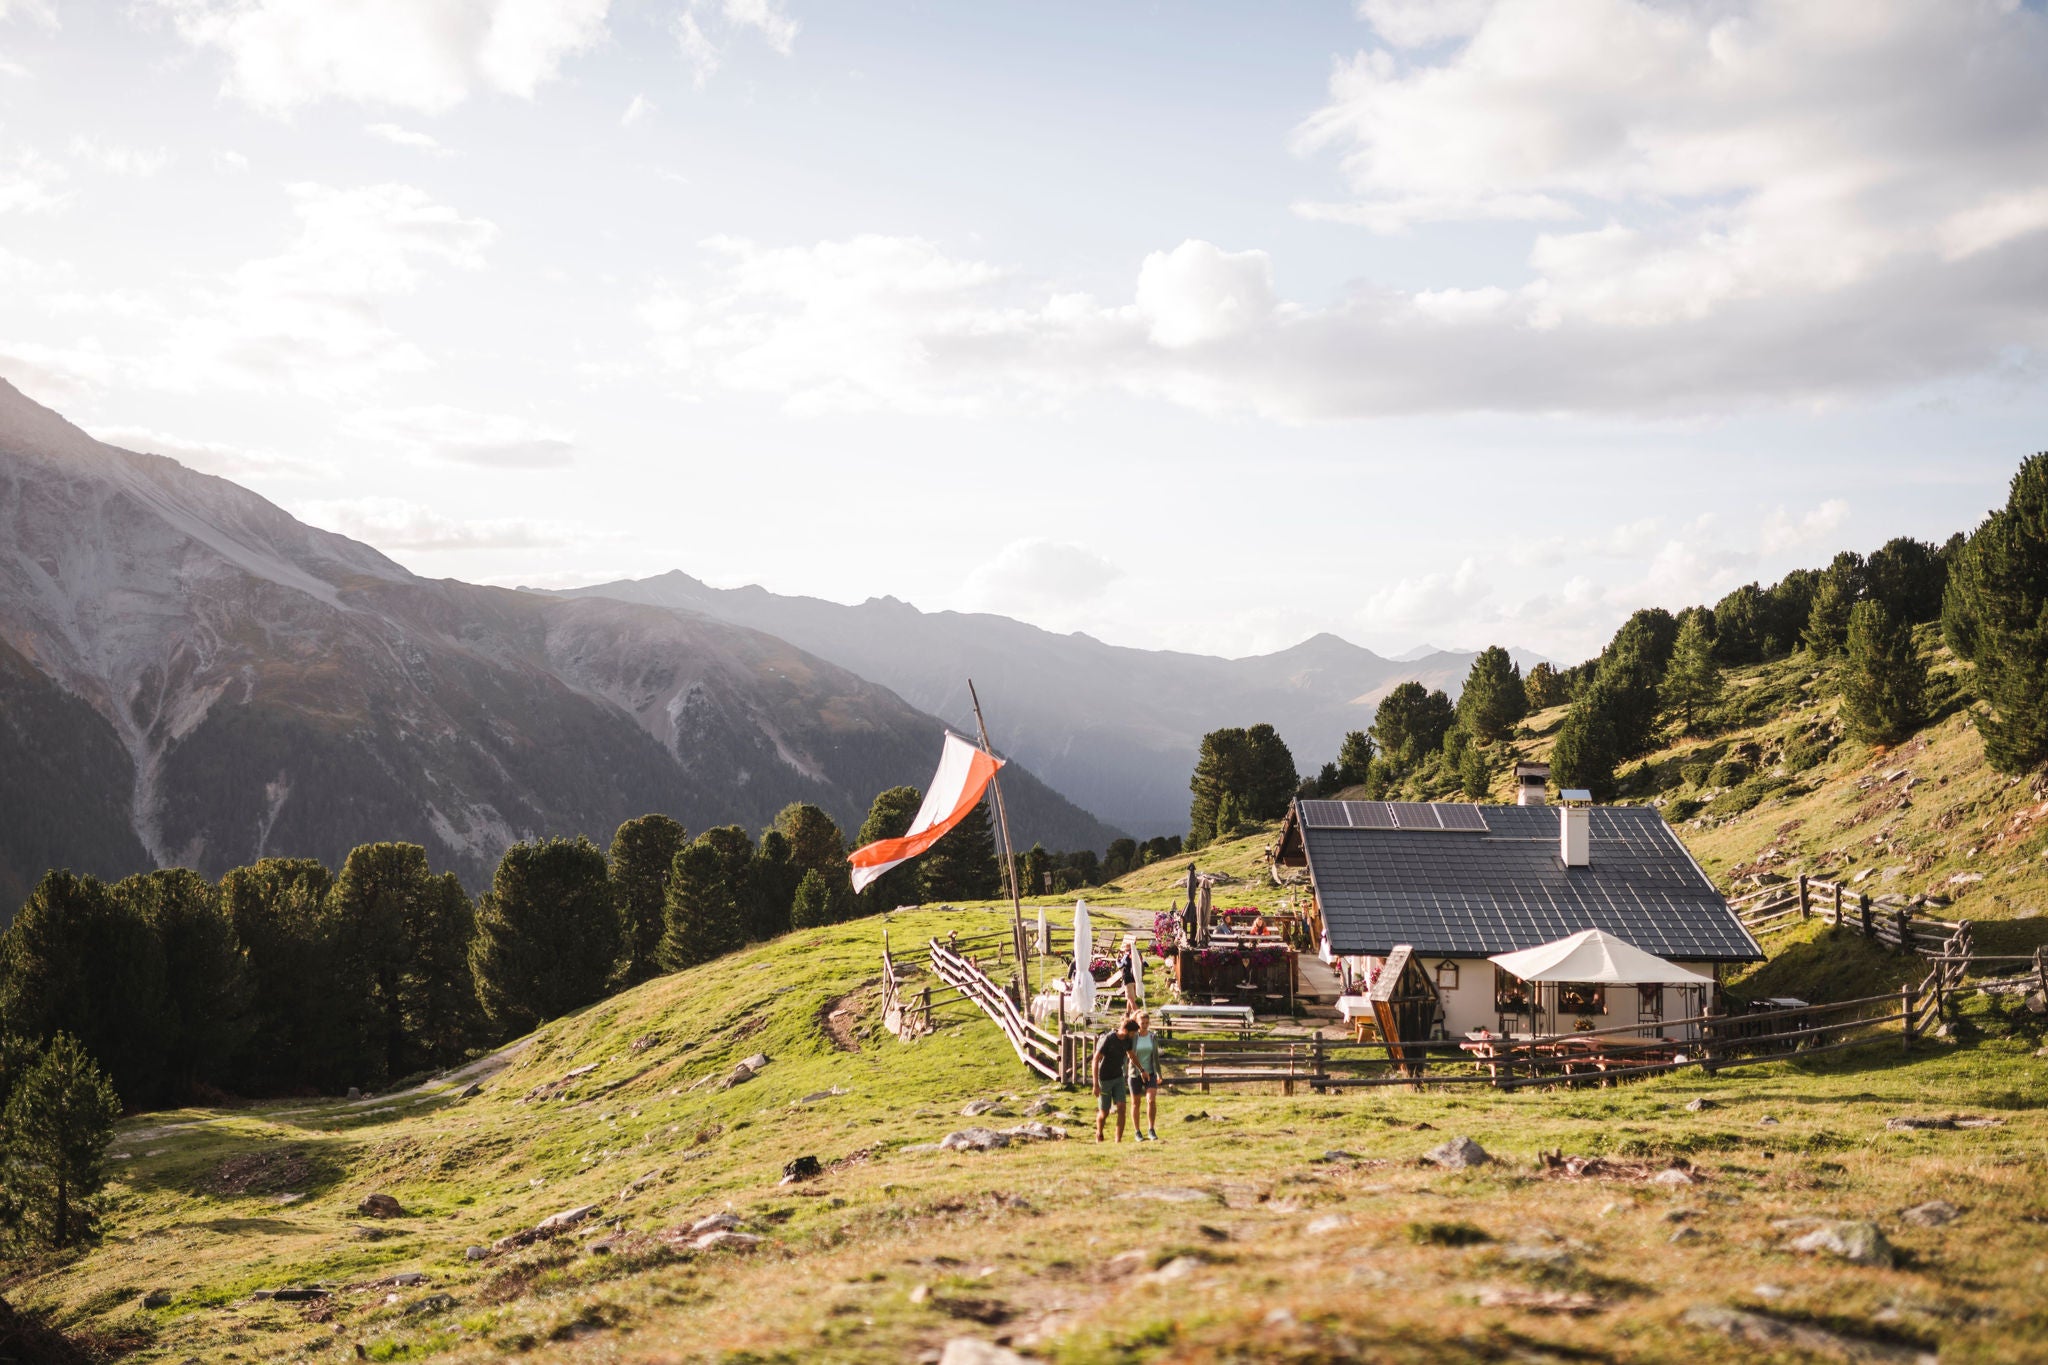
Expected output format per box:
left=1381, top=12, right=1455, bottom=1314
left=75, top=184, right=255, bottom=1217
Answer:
left=1558, top=790, right=1591, bottom=867
left=1513, top=761, right=1551, bottom=807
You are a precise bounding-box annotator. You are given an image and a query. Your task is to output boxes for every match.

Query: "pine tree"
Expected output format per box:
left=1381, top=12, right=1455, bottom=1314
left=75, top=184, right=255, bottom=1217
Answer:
left=1660, top=611, right=1724, bottom=736
left=1711, top=583, right=1767, bottom=663
left=1522, top=660, right=1569, bottom=710
left=1457, top=646, right=1527, bottom=741
left=789, top=868, right=835, bottom=929
left=1943, top=453, right=2048, bottom=774
left=469, top=838, right=610, bottom=1036
left=608, top=815, right=687, bottom=986
left=1241, top=724, right=1299, bottom=819
left=1803, top=572, right=1856, bottom=656
left=0, top=871, right=168, bottom=1108
left=1187, top=727, right=1248, bottom=848
left=854, top=786, right=923, bottom=915
left=1336, top=730, right=1375, bottom=786
left=2, top=1034, right=121, bottom=1248
left=1866, top=536, right=1946, bottom=622
left=1550, top=700, right=1619, bottom=802
left=113, top=869, right=249, bottom=1102
left=773, top=803, right=854, bottom=921
left=1457, top=742, right=1495, bottom=800
left=749, top=829, right=798, bottom=940
left=331, top=843, right=481, bottom=1083
left=916, top=798, right=1001, bottom=901
left=1839, top=600, right=1928, bottom=746
left=220, top=858, right=350, bottom=1094
left=1589, top=634, right=1664, bottom=759
left=1372, top=683, right=1455, bottom=769
left=663, top=838, right=748, bottom=965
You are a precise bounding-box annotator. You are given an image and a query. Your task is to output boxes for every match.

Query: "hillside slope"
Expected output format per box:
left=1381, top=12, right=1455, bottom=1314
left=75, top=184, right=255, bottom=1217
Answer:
left=558, top=571, right=1540, bottom=837
left=1508, top=637, right=2048, bottom=934
left=0, top=381, right=1116, bottom=894
left=17, top=898, right=2046, bottom=1364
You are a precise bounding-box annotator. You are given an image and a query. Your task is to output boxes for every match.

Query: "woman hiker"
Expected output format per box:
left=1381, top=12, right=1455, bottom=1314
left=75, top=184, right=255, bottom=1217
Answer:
left=1092, top=1015, right=1140, bottom=1143
left=1128, top=1009, right=1163, bottom=1141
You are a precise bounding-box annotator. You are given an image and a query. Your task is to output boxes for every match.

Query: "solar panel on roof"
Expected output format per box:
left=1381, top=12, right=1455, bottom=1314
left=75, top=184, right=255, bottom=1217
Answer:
left=1436, top=804, right=1490, bottom=832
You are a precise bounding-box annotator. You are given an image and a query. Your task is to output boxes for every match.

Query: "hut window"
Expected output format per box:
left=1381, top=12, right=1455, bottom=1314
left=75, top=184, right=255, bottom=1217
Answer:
left=1557, top=982, right=1606, bottom=1014
left=1434, top=960, right=1460, bottom=992
left=1494, top=967, right=1529, bottom=1013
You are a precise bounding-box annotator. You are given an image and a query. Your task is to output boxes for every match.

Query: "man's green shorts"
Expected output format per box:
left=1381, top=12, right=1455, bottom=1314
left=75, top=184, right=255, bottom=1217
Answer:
left=1097, top=1075, right=1128, bottom=1111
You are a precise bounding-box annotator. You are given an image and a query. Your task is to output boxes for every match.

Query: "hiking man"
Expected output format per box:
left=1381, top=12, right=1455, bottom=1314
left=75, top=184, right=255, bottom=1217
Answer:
left=1093, top=1015, right=1140, bottom=1143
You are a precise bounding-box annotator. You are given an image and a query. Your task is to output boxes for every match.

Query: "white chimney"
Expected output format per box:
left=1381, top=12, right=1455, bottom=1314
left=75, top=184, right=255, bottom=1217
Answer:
left=1514, top=761, right=1551, bottom=807
left=1558, top=796, right=1591, bottom=867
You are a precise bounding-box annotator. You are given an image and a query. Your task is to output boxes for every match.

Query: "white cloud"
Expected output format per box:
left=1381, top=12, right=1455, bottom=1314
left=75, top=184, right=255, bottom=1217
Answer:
left=156, top=182, right=497, bottom=396
left=0, top=143, right=65, bottom=213
left=1358, top=557, right=1486, bottom=632
left=345, top=404, right=577, bottom=468
left=1134, top=240, right=1277, bottom=349
left=619, top=92, right=653, bottom=126
left=68, top=136, right=171, bottom=177
left=365, top=122, right=452, bottom=156
left=1760, top=498, right=1850, bottom=555
left=151, top=0, right=610, bottom=114
left=0, top=339, right=117, bottom=402
left=297, top=496, right=568, bottom=551
left=0, top=0, right=54, bottom=20
left=1355, top=0, right=1491, bottom=49
left=673, top=0, right=798, bottom=87
left=87, top=423, right=323, bottom=479
left=956, top=538, right=1122, bottom=615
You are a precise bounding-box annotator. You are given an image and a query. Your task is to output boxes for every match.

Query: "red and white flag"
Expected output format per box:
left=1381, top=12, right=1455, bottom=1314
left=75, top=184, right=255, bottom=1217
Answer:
left=848, top=732, right=1002, bottom=892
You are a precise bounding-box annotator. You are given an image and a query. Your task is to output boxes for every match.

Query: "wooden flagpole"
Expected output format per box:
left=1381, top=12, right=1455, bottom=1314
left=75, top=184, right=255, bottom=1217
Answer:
left=967, top=678, right=1031, bottom=999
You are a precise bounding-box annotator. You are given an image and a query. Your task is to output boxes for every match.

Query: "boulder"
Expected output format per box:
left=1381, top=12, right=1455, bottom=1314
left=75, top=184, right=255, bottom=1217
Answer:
left=459, top=1083, right=483, bottom=1099
left=1651, top=1167, right=1698, bottom=1187
left=938, top=1340, right=1030, bottom=1365
left=357, top=1193, right=405, bottom=1218
left=1669, top=1226, right=1704, bottom=1245
left=465, top=1246, right=488, bottom=1261
left=780, top=1155, right=823, bottom=1183
left=1022, top=1099, right=1057, bottom=1117
left=960, top=1099, right=1003, bottom=1117
left=1423, top=1136, right=1490, bottom=1170
left=404, top=1293, right=458, bottom=1317
left=141, top=1290, right=173, bottom=1309
left=740, top=1053, right=771, bottom=1072
left=693, top=1230, right=763, bottom=1253
left=1789, top=1220, right=1895, bottom=1268
left=999, top=1122, right=1065, bottom=1142
left=689, top=1212, right=741, bottom=1235
left=1684, top=1305, right=1933, bottom=1364
left=535, top=1204, right=600, bottom=1234
left=1684, top=1098, right=1716, bottom=1112
left=939, top=1127, right=1011, bottom=1152
left=1901, top=1200, right=1960, bottom=1227
left=1306, top=1214, right=1349, bottom=1235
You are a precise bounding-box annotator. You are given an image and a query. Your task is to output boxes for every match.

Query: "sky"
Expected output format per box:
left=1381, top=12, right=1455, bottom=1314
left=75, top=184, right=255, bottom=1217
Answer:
left=2, top=0, right=2045, bottom=663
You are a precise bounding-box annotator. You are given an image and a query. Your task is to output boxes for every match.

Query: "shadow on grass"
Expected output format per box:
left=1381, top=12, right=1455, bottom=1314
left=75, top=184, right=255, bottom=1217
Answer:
left=123, top=1133, right=360, bottom=1203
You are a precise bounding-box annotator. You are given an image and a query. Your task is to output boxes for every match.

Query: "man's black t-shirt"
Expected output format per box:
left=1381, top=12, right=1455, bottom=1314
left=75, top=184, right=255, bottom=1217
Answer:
left=1096, top=1030, right=1134, bottom=1076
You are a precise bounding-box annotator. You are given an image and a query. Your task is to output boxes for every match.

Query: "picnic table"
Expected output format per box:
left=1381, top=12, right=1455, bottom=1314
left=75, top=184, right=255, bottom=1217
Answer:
left=1335, top=994, right=1381, bottom=1043
left=1158, top=1003, right=1255, bottom=1035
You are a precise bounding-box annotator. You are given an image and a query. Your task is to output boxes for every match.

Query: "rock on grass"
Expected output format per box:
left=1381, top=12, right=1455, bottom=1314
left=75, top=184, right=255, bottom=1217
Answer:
left=1789, top=1221, right=1896, bottom=1268
left=1424, top=1136, right=1490, bottom=1170
left=1684, top=1305, right=1933, bottom=1363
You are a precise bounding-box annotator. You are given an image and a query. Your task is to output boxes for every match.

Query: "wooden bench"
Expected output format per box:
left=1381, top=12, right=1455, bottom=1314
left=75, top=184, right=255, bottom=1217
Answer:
left=1160, top=1004, right=1255, bottom=1035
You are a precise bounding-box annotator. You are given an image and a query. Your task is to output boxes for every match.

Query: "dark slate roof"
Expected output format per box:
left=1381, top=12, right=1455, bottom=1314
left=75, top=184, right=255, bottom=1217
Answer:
left=1302, top=801, right=1762, bottom=962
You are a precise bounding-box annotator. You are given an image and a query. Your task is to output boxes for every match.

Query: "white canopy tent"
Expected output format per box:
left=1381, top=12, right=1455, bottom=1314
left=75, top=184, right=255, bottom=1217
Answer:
left=1487, top=929, right=1712, bottom=1037
left=1489, top=929, right=1713, bottom=985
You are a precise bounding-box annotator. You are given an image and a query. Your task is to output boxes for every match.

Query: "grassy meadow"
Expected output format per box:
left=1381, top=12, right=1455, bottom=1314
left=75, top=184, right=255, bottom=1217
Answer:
left=11, top=883, right=2044, bottom=1364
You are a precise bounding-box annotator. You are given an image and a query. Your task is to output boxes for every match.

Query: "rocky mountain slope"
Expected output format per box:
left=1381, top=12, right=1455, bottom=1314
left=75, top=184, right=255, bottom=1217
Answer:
left=559, top=571, right=1538, bottom=836
left=0, top=381, right=1117, bottom=898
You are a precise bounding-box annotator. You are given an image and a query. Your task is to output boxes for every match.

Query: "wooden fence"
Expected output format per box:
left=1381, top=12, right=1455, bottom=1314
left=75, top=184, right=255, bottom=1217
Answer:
left=1727, top=872, right=1973, bottom=961
left=1155, top=988, right=1920, bottom=1091
left=925, top=935, right=1085, bottom=1083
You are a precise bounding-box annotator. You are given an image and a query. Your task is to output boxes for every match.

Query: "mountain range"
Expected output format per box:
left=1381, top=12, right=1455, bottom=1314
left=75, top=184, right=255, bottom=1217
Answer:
left=554, top=573, right=1543, bottom=835
left=0, top=380, right=1115, bottom=904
